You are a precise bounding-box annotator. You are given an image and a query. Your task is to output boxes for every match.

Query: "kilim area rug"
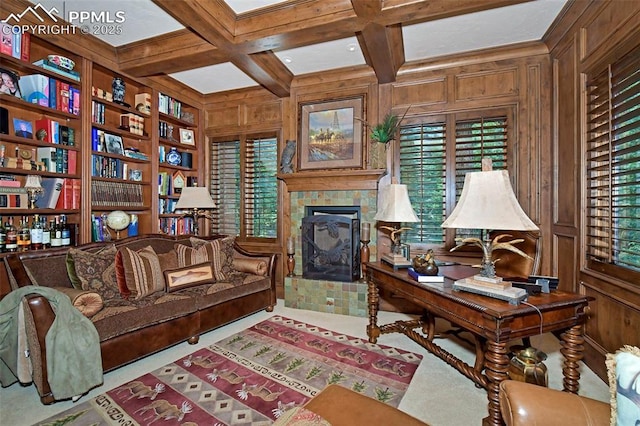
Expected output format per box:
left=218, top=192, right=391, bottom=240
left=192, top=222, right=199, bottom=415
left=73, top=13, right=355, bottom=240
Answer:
left=35, top=315, right=423, bottom=425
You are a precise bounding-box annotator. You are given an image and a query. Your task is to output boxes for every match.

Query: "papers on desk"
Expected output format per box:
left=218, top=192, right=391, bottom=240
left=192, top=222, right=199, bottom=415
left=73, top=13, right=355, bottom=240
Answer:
left=407, top=268, right=451, bottom=290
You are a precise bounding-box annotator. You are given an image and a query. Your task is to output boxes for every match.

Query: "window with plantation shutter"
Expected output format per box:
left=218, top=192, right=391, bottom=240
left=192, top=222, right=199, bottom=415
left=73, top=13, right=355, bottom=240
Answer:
left=399, top=111, right=510, bottom=248
left=454, top=116, right=508, bottom=241
left=585, top=45, right=640, bottom=277
left=244, top=137, right=278, bottom=238
left=210, top=135, right=278, bottom=239
left=399, top=120, right=446, bottom=244
left=210, top=141, right=240, bottom=236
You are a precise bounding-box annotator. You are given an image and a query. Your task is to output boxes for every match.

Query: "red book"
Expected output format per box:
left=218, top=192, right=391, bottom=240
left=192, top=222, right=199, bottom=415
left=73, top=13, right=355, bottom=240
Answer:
left=67, top=149, right=77, bottom=174
left=34, top=119, right=56, bottom=143
left=71, top=178, right=81, bottom=209
left=20, top=32, right=30, bottom=62
left=55, top=178, right=74, bottom=209
left=59, top=81, right=70, bottom=113
left=0, top=180, right=21, bottom=187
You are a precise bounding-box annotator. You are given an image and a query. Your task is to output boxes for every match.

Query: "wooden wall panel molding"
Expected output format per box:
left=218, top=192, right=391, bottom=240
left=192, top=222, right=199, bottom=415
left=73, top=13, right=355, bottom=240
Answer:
left=581, top=0, right=640, bottom=63
left=454, top=68, right=518, bottom=101
left=390, top=78, right=447, bottom=108
left=553, top=234, right=579, bottom=293
left=551, top=36, right=579, bottom=228
left=206, top=106, right=242, bottom=130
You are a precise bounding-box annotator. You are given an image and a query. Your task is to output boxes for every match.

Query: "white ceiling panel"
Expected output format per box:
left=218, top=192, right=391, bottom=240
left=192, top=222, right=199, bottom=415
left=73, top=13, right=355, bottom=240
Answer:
left=403, top=0, right=567, bottom=61
left=274, top=37, right=366, bottom=75
left=169, top=63, right=259, bottom=93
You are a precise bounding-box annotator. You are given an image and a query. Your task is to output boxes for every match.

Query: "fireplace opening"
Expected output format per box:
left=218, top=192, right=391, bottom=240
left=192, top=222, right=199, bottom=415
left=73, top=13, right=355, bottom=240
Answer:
left=301, top=206, right=361, bottom=282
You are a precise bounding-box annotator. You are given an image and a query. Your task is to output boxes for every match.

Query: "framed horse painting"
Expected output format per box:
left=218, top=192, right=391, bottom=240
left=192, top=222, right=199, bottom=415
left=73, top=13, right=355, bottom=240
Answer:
left=299, top=96, right=363, bottom=170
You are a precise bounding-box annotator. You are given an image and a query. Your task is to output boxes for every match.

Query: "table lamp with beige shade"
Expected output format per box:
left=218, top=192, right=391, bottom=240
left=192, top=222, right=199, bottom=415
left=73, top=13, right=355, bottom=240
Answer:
left=174, top=187, right=216, bottom=236
left=441, top=161, right=538, bottom=303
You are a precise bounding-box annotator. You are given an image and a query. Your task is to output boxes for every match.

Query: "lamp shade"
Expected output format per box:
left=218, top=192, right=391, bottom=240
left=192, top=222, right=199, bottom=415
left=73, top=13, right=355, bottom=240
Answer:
left=175, top=187, right=216, bottom=210
left=24, top=175, right=42, bottom=190
left=441, top=170, right=538, bottom=231
left=374, top=183, right=419, bottom=223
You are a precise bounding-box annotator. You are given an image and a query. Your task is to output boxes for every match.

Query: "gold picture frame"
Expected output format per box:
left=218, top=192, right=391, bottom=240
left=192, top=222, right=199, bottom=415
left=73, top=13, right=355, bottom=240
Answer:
left=299, top=97, right=363, bottom=170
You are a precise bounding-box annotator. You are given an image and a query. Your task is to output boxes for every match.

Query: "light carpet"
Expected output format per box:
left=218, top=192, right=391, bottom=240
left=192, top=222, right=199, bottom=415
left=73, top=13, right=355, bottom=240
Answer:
left=33, top=316, right=422, bottom=425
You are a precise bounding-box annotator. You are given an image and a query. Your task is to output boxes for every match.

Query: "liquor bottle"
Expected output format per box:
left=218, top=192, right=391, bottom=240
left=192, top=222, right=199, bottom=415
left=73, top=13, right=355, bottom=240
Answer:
left=0, top=217, right=5, bottom=253
left=41, top=216, right=51, bottom=249
left=60, top=214, right=70, bottom=246
left=17, top=216, right=31, bottom=252
left=5, top=217, right=17, bottom=252
left=30, top=214, right=43, bottom=250
left=50, top=216, right=62, bottom=247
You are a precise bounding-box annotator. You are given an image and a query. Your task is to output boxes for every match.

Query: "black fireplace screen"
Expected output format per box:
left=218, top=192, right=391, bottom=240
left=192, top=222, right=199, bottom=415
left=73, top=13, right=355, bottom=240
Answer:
left=301, top=206, right=360, bottom=282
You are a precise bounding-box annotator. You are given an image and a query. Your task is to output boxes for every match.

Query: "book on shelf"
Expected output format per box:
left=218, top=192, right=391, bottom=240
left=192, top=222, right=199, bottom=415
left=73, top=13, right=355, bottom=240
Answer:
left=0, top=192, right=28, bottom=208
left=134, top=93, right=151, bottom=115
left=408, top=267, right=445, bottom=283
left=32, top=59, right=81, bottom=81
left=35, top=177, right=64, bottom=209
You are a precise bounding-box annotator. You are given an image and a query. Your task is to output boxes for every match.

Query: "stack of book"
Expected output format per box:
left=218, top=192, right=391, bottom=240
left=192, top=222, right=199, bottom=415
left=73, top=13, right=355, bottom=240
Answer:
left=407, top=267, right=451, bottom=290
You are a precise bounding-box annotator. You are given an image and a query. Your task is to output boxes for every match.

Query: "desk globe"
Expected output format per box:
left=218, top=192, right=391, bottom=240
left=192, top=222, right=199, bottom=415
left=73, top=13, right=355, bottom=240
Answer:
left=106, top=210, right=130, bottom=239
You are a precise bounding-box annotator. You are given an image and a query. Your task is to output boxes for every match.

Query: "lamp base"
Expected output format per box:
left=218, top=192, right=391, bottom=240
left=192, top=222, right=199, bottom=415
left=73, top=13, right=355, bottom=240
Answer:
left=381, top=253, right=412, bottom=269
left=456, top=276, right=511, bottom=291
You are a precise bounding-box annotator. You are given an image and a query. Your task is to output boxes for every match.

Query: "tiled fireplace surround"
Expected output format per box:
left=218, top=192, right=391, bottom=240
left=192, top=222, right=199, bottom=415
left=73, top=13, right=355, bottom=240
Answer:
left=284, top=188, right=379, bottom=317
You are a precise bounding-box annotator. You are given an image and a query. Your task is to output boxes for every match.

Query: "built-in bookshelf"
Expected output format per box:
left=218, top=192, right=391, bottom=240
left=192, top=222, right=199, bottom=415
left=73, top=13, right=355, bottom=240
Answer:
left=89, top=64, right=152, bottom=241
left=157, top=93, right=199, bottom=235
left=0, top=32, right=203, bottom=247
left=0, top=35, right=83, bottom=246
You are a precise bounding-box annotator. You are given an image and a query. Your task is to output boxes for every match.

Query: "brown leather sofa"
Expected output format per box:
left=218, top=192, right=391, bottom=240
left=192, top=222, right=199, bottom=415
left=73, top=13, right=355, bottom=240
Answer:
left=499, top=380, right=610, bottom=426
left=4, top=234, right=277, bottom=404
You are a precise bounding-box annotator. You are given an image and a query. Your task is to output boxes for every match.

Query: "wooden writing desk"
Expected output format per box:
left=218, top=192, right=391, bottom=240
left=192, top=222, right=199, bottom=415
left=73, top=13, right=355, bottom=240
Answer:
left=365, top=261, right=591, bottom=426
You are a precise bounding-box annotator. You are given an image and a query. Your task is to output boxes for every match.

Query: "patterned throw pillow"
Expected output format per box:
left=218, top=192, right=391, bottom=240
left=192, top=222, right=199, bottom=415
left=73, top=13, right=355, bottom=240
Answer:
left=116, top=246, right=165, bottom=300
left=68, top=244, right=120, bottom=300
left=175, top=236, right=235, bottom=281
left=606, top=345, right=640, bottom=426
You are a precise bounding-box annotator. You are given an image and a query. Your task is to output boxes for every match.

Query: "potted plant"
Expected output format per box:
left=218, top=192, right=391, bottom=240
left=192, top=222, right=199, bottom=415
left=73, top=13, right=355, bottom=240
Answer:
left=358, top=107, right=409, bottom=148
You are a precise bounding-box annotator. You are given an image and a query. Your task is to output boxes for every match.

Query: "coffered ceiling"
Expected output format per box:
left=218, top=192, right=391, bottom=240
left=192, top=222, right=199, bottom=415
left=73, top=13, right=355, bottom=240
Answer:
left=30, top=0, right=568, bottom=97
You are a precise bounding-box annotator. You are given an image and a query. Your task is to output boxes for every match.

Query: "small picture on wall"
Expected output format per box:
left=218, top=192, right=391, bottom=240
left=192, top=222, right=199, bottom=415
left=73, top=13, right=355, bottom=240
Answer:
left=13, top=118, right=33, bottom=139
left=179, top=128, right=195, bottom=145
left=105, top=133, right=124, bottom=155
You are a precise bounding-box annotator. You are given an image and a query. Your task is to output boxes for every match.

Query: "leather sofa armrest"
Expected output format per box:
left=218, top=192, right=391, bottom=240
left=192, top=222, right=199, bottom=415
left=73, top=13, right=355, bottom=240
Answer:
left=499, top=380, right=610, bottom=426
left=23, top=294, right=56, bottom=404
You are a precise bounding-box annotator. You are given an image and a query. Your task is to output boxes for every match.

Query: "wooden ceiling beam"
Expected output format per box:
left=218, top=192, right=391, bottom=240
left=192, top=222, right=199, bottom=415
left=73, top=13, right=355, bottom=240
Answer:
left=152, top=0, right=293, bottom=97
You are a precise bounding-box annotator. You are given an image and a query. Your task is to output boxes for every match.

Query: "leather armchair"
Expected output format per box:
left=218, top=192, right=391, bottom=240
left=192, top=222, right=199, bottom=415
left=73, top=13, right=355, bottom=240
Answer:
left=499, top=380, right=610, bottom=426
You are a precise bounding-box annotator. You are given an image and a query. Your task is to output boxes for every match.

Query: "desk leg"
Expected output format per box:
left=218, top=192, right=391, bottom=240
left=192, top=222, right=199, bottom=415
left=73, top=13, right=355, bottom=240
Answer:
left=560, top=324, right=584, bottom=394
left=482, top=340, right=509, bottom=426
left=366, top=279, right=380, bottom=344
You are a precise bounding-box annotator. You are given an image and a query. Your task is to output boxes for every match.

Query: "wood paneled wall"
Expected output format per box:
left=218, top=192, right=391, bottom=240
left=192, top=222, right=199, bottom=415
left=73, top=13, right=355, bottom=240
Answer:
left=204, top=42, right=552, bottom=300
left=546, top=0, right=640, bottom=381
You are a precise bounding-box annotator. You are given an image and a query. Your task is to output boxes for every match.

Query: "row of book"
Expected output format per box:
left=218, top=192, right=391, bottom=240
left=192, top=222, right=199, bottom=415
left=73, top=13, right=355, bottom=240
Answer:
left=158, top=93, right=182, bottom=118
left=158, top=171, right=173, bottom=196
left=119, top=113, right=145, bottom=136
left=91, top=214, right=110, bottom=242
left=158, top=197, right=178, bottom=215
left=91, top=101, right=106, bottom=125
left=92, top=154, right=131, bottom=180
left=18, top=75, right=80, bottom=115
left=34, top=118, right=75, bottom=145
left=159, top=216, right=193, bottom=235
left=37, top=146, right=78, bottom=174
left=91, top=180, right=144, bottom=207
left=0, top=179, right=28, bottom=208
left=0, top=24, right=30, bottom=61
